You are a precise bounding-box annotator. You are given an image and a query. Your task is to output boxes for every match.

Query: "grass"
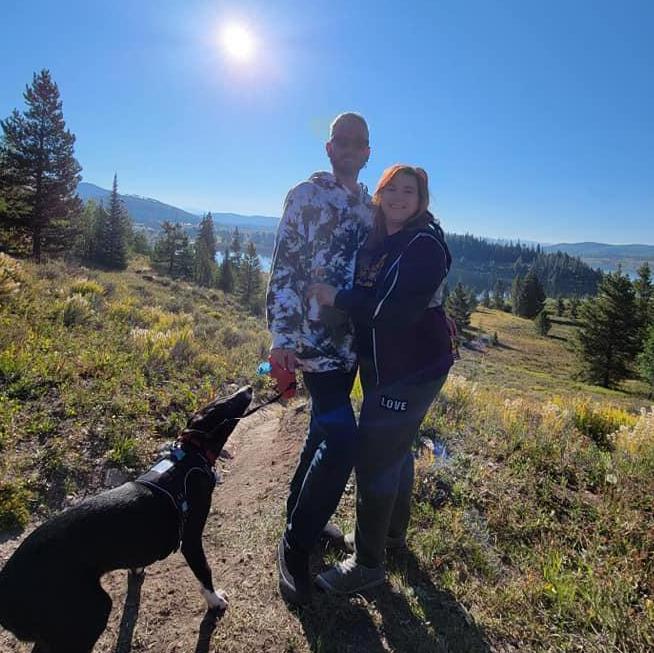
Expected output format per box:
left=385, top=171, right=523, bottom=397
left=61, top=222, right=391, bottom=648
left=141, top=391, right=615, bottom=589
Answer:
left=1, top=257, right=652, bottom=652
left=0, top=255, right=272, bottom=524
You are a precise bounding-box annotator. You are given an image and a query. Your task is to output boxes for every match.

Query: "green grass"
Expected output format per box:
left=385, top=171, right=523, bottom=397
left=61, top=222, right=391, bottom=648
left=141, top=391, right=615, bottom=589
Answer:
left=0, top=256, right=272, bottom=519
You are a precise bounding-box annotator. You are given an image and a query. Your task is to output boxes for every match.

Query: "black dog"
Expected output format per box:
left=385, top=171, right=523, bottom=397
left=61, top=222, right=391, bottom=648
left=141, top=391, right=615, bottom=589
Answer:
left=0, top=385, right=252, bottom=653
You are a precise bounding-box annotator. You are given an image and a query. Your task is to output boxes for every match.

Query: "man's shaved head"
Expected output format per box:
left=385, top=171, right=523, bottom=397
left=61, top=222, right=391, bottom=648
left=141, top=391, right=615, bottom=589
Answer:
left=329, top=113, right=369, bottom=140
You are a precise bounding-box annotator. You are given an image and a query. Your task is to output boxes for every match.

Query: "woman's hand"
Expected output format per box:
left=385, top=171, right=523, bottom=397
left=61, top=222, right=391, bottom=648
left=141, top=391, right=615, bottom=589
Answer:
left=307, top=283, right=338, bottom=307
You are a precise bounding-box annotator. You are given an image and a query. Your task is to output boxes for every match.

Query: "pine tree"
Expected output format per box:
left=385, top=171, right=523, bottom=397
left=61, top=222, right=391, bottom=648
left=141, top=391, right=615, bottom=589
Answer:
left=481, top=288, right=491, bottom=308
left=100, top=174, right=128, bottom=269
left=194, top=213, right=217, bottom=287
left=237, top=241, right=263, bottom=312
left=633, top=262, right=653, bottom=339
left=230, top=227, right=242, bottom=269
left=152, top=221, right=193, bottom=278
left=576, top=270, right=640, bottom=388
left=218, top=246, right=234, bottom=293
left=71, top=200, right=98, bottom=262
left=556, top=297, right=565, bottom=317
left=0, top=70, right=82, bottom=261
left=446, top=282, right=472, bottom=331
left=511, top=276, right=524, bottom=316
left=569, top=296, right=580, bottom=320
left=637, top=324, right=654, bottom=397
left=534, top=309, right=551, bottom=336
left=492, top=280, right=505, bottom=310
left=517, top=270, right=546, bottom=318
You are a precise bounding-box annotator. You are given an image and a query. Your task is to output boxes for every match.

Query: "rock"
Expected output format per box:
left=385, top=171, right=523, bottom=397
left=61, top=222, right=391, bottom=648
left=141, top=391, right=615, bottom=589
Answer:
left=105, top=468, right=129, bottom=488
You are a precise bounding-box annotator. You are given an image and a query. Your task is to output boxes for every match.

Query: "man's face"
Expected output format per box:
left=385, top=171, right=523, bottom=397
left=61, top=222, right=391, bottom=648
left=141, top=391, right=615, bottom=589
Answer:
left=326, top=119, right=370, bottom=178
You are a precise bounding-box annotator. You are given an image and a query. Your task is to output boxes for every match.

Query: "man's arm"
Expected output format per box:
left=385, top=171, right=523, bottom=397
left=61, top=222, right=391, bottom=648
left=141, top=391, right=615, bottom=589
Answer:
left=266, top=184, right=312, bottom=369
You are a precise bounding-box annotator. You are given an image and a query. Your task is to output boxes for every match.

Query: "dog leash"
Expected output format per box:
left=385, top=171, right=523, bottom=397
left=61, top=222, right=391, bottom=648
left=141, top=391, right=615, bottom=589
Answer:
left=239, top=381, right=297, bottom=418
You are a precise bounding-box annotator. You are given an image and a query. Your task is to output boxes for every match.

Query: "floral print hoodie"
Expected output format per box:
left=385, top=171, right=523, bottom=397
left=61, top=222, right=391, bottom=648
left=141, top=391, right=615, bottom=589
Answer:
left=266, top=171, right=374, bottom=373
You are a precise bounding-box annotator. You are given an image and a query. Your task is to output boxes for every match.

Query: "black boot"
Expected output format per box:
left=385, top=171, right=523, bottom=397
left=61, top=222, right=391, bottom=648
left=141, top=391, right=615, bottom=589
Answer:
left=277, top=536, right=312, bottom=606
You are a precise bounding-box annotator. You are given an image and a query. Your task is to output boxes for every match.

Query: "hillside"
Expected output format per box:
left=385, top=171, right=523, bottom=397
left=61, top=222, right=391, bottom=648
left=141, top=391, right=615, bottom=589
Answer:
left=78, top=182, right=280, bottom=231
left=1, top=258, right=652, bottom=652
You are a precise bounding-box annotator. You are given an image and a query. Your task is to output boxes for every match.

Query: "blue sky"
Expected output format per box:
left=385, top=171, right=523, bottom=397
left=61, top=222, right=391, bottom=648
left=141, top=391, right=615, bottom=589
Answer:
left=1, top=0, right=653, bottom=244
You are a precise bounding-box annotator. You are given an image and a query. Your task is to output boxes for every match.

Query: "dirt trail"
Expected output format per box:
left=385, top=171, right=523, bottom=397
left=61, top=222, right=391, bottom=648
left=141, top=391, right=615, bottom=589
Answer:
left=1, top=398, right=490, bottom=653
left=0, top=399, right=311, bottom=653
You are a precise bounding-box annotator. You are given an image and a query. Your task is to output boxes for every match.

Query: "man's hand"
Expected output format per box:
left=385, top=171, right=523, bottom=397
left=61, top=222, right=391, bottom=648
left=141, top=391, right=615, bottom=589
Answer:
left=307, top=283, right=338, bottom=307
left=270, top=347, right=298, bottom=372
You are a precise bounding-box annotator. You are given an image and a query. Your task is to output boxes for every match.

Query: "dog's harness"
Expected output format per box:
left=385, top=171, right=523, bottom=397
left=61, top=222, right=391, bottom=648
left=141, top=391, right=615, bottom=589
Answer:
left=133, top=385, right=295, bottom=549
left=135, top=444, right=215, bottom=550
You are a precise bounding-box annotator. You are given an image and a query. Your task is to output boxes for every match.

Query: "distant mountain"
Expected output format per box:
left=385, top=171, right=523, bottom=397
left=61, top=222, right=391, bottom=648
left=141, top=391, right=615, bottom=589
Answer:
left=78, top=182, right=198, bottom=226
left=77, top=182, right=279, bottom=231
left=544, top=242, right=654, bottom=259
left=542, top=242, right=654, bottom=277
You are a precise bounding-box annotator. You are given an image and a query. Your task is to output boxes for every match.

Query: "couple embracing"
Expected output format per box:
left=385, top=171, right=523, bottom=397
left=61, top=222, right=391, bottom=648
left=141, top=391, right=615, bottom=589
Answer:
left=266, top=112, right=454, bottom=605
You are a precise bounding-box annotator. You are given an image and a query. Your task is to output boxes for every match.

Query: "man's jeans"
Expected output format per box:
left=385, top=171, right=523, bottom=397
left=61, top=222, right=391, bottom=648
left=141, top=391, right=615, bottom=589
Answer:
left=285, top=367, right=357, bottom=553
left=354, top=360, right=449, bottom=568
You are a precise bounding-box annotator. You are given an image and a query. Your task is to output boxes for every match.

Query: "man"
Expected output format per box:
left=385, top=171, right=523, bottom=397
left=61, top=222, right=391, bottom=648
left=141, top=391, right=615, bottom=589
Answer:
left=266, top=112, right=373, bottom=605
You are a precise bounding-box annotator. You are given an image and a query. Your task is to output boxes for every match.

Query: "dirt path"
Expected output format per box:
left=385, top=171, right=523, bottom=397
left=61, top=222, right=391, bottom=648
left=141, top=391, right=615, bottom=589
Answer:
left=1, top=398, right=490, bottom=653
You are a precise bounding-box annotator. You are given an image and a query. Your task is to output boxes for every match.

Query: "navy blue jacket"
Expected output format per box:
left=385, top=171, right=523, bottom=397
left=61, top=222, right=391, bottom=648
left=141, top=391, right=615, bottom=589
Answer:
left=335, top=219, right=453, bottom=386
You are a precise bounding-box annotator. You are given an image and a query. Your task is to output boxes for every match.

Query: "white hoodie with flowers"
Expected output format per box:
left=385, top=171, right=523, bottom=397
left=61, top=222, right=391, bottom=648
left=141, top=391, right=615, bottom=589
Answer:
left=266, top=172, right=374, bottom=373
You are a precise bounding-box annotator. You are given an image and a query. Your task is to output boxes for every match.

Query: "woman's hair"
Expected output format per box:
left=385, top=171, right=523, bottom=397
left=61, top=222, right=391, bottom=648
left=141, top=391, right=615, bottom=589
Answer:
left=367, top=164, right=432, bottom=248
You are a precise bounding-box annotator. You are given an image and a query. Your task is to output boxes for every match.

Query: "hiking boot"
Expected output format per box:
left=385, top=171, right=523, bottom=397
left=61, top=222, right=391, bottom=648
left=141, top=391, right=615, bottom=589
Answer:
left=315, top=554, right=385, bottom=595
left=277, top=536, right=312, bottom=606
left=343, top=531, right=407, bottom=554
left=318, top=522, right=345, bottom=550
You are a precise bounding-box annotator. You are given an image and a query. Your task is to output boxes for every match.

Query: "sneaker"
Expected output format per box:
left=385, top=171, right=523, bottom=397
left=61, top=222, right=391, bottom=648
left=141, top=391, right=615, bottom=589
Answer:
left=277, top=536, right=312, bottom=605
left=318, top=522, right=345, bottom=550
left=343, top=531, right=407, bottom=554
left=315, top=554, right=385, bottom=595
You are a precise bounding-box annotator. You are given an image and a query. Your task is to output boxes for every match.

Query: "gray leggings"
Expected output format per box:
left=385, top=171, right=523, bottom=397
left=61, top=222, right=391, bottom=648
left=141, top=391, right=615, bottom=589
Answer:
left=354, top=359, right=448, bottom=568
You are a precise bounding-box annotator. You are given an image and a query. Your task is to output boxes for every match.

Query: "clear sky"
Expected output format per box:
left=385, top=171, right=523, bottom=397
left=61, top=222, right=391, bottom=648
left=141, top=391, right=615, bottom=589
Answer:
left=1, top=0, right=653, bottom=244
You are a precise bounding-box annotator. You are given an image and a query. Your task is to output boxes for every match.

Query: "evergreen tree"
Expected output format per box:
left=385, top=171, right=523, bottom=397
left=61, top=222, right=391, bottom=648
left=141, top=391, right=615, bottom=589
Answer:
left=218, top=246, right=235, bottom=293
left=230, top=227, right=242, bottom=269
left=481, top=288, right=491, bottom=308
left=569, top=296, right=580, bottom=320
left=511, top=275, right=524, bottom=316
left=492, top=280, right=505, bottom=310
left=446, top=282, right=472, bottom=331
left=71, top=200, right=98, bottom=262
left=152, top=221, right=193, bottom=278
left=633, top=262, right=653, bottom=338
left=534, top=309, right=551, bottom=336
left=0, top=70, right=82, bottom=261
left=130, top=230, right=151, bottom=256
left=556, top=296, right=565, bottom=317
left=576, top=270, right=640, bottom=388
left=194, top=213, right=217, bottom=287
left=237, top=241, right=263, bottom=312
left=637, top=324, right=654, bottom=397
left=99, top=174, right=128, bottom=269
left=517, top=270, right=546, bottom=318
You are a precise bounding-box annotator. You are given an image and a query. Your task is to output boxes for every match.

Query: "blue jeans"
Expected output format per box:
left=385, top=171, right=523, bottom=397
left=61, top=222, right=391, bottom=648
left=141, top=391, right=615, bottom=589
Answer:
left=284, top=368, right=358, bottom=553
left=354, top=359, right=449, bottom=567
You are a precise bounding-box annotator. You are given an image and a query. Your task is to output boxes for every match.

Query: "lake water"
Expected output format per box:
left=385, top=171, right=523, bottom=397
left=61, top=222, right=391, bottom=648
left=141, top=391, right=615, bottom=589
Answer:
left=215, top=252, right=272, bottom=271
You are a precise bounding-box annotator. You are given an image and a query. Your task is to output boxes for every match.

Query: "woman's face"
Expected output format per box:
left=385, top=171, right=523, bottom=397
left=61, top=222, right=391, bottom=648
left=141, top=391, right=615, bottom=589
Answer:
left=380, top=172, right=420, bottom=233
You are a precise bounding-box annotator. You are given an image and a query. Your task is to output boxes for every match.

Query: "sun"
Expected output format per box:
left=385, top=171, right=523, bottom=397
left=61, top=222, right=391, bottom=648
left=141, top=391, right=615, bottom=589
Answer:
left=220, top=23, right=256, bottom=62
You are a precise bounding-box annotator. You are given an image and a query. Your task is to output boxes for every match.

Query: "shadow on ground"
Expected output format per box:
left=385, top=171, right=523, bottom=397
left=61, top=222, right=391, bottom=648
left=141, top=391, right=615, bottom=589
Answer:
left=297, top=550, right=490, bottom=653
left=113, top=570, right=224, bottom=653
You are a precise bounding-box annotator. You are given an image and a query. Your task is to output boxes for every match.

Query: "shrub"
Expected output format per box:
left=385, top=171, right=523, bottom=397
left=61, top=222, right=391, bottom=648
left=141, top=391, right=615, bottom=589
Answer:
left=62, top=293, right=93, bottom=327
left=0, top=480, right=33, bottom=531
left=566, top=399, right=637, bottom=449
left=70, top=278, right=105, bottom=296
left=0, top=253, right=25, bottom=297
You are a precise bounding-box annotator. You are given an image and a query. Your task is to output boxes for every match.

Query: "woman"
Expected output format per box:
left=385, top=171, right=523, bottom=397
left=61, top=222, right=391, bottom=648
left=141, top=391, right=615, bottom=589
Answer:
left=308, top=164, right=454, bottom=594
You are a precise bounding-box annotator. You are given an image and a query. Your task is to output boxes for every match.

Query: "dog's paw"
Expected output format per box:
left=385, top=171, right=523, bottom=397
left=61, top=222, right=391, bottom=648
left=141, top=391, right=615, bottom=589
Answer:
left=201, top=587, right=229, bottom=611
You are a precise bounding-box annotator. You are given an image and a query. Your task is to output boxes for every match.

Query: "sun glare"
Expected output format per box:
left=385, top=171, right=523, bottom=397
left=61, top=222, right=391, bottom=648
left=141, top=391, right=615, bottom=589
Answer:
left=220, top=23, right=256, bottom=62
